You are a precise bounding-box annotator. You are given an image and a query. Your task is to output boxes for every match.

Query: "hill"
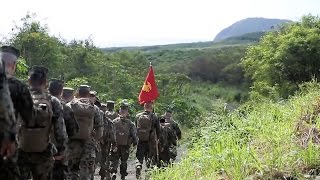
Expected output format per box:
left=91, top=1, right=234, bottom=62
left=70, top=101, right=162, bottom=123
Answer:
left=214, top=17, right=291, bottom=41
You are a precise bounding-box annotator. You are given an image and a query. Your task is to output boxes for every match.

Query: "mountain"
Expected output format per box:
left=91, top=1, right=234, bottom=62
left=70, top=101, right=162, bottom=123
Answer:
left=214, top=17, right=291, bottom=42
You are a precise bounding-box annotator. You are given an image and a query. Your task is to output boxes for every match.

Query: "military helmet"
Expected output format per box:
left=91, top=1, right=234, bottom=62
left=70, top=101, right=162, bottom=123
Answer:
left=120, top=99, right=130, bottom=109
left=106, top=100, right=115, bottom=105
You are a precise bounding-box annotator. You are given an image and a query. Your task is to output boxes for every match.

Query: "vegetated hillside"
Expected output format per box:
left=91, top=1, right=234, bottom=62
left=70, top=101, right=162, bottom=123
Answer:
left=214, top=17, right=291, bottom=41
left=101, top=32, right=260, bottom=53
left=152, top=82, right=320, bottom=179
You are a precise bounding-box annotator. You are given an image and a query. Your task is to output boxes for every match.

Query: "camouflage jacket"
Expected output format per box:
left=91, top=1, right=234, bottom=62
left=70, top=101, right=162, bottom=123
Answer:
left=7, top=77, right=34, bottom=139
left=105, top=110, right=119, bottom=121
left=0, top=76, right=31, bottom=142
left=159, top=122, right=177, bottom=148
left=29, top=89, right=67, bottom=155
left=164, top=117, right=182, bottom=140
left=113, top=116, right=138, bottom=146
left=102, top=116, right=116, bottom=144
left=93, top=105, right=103, bottom=141
left=61, top=99, right=79, bottom=138
left=135, top=111, right=160, bottom=138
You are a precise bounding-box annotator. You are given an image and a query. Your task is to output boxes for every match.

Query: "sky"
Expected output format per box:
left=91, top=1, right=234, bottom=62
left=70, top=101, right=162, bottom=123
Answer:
left=0, top=0, right=319, bottom=47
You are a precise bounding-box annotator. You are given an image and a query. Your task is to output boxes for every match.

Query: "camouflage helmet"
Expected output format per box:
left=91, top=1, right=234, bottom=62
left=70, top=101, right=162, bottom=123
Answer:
left=120, top=99, right=130, bottom=109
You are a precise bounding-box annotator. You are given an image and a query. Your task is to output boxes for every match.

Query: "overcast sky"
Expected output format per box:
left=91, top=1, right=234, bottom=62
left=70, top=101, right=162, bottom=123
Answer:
left=0, top=0, right=319, bottom=47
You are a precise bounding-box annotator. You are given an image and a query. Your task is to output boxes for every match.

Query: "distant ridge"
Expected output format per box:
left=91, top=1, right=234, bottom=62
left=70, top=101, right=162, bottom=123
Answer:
left=214, top=17, right=291, bottom=41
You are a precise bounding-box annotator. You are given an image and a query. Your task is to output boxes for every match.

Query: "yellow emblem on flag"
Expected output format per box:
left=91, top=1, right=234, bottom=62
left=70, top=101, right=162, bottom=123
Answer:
left=142, top=81, right=152, bottom=92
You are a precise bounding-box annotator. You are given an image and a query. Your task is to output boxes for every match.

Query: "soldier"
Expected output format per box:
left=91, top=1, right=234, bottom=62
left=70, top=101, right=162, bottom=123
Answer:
left=0, top=46, right=34, bottom=179
left=110, top=101, right=137, bottom=180
left=17, top=66, right=68, bottom=180
left=105, top=101, right=119, bottom=120
left=62, top=87, right=75, bottom=103
left=158, top=117, right=177, bottom=167
left=99, top=101, right=117, bottom=180
left=65, top=85, right=103, bottom=180
left=135, top=102, right=160, bottom=179
left=162, top=109, right=181, bottom=162
left=48, top=79, right=79, bottom=180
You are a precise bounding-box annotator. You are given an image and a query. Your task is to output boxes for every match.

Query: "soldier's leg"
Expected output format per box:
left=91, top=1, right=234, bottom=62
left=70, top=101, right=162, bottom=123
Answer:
left=119, top=146, right=130, bottom=179
left=169, top=145, right=177, bottom=162
left=67, top=141, right=83, bottom=180
left=109, top=146, right=120, bottom=179
left=99, top=143, right=111, bottom=180
left=136, top=142, right=147, bottom=178
left=79, top=142, right=96, bottom=180
left=17, top=149, right=33, bottom=180
left=32, top=152, right=54, bottom=180
left=0, top=153, right=20, bottom=180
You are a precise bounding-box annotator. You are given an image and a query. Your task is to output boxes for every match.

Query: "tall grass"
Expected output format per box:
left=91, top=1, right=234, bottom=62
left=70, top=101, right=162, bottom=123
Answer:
left=151, top=83, right=320, bottom=179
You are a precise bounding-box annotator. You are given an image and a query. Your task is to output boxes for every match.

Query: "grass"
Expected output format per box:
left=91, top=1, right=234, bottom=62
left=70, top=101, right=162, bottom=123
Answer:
left=151, top=82, right=320, bottom=179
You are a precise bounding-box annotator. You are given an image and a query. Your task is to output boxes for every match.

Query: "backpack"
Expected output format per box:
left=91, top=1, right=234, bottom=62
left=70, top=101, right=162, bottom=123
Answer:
left=70, top=98, right=95, bottom=140
left=114, top=117, right=130, bottom=145
left=159, top=122, right=171, bottom=149
left=19, top=91, right=53, bottom=152
left=136, top=113, right=153, bottom=141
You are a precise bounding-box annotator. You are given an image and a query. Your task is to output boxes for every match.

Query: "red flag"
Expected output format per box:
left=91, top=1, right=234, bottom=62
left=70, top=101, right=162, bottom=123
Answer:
left=138, top=65, right=159, bottom=104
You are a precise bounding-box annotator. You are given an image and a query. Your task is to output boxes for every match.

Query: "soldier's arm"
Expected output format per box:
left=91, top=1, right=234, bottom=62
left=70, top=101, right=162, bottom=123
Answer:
left=153, top=114, right=160, bottom=138
left=51, top=97, right=67, bottom=155
left=9, top=78, right=33, bottom=124
left=129, top=121, right=138, bottom=145
left=169, top=129, right=177, bottom=146
left=174, top=122, right=182, bottom=140
left=93, top=106, right=103, bottom=141
left=63, top=104, right=79, bottom=138
left=108, top=119, right=116, bottom=144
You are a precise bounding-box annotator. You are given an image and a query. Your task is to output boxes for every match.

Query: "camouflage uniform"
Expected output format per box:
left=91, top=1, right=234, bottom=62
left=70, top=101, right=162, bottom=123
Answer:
left=18, top=89, right=68, bottom=180
left=110, top=102, right=137, bottom=180
left=0, top=46, right=34, bottom=180
left=158, top=119, right=177, bottom=167
left=163, top=116, right=181, bottom=161
left=99, top=115, right=116, bottom=180
left=66, top=98, right=103, bottom=180
left=50, top=85, right=79, bottom=180
left=135, top=111, right=160, bottom=177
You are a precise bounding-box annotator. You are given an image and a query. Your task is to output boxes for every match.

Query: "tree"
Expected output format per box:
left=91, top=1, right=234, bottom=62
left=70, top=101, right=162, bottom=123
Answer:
left=242, top=15, right=320, bottom=99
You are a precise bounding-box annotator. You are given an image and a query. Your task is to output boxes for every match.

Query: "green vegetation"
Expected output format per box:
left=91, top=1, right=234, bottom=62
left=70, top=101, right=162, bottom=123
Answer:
left=151, top=15, right=320, bottom=179
left=152, top=82, right=320, bottom=179
left=1, top=13, right=252, bottom=129
left=242, top=15, right=320, bottom=99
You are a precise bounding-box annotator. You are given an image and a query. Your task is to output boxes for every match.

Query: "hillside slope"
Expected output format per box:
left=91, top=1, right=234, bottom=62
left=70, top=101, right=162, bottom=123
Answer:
left=214, top=17, right=291, bottom=41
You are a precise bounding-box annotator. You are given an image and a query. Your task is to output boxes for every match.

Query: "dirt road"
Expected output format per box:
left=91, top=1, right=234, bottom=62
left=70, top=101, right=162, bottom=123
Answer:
left=94, top=144, right=188, bottom=180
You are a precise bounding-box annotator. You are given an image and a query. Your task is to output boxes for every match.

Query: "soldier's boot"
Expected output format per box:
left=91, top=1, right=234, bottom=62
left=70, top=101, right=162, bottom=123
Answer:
left=136, top=165, right=142, bottom=179
left=100, top=175, right=106, bottom=180
left=121, top=175, right=126, bottom=180
left=111, top=173, right=116, bottom=180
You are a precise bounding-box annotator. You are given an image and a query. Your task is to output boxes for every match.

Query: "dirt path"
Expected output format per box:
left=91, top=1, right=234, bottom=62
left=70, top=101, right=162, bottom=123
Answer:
left=94, top=144, right=188, bottom=180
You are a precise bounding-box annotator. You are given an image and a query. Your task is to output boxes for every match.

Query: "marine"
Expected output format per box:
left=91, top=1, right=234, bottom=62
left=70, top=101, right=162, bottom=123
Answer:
left=65, top=85, right=103, bottom=180
left=99, top=101, right=117, bottom=180
left=162, top=109, right=181, bottom=162
left=158, top=117, right=177, bottom=167
left=135, top=102, right=160, bottom=179
left=48, top=79, right=79, bottom=180
left=0, top=46, right=33, bottom=180
left=110, top=100, right=137, bottom=180
left=17, top=66, right=68, bottom=180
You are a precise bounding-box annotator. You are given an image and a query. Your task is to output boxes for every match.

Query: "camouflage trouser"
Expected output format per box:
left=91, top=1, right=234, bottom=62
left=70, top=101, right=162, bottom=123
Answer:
left=49, top=160, right=68, bottom=180
left=109, top=145, right=130, bottom=177
left=17, top=148, right=54, bottom=180
left=159, top=146, right=170, bottom=167
left=0, top=154, right=19, bottom=180
left=67, top=140, right=96, bottom=180
left=169, top=145, right=177, bottom=161
left=136, top=141, right=152, bottom=169
left=99, top=142, right=111, bottom=180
